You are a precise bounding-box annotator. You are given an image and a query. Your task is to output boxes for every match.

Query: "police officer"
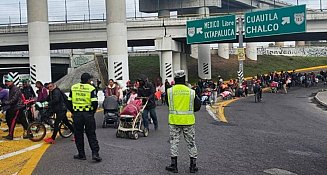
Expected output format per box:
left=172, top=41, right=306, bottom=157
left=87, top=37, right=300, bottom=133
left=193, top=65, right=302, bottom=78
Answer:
left=165, top=70, right=201, bottom=173
left=68, top=73, right=102, bottom=162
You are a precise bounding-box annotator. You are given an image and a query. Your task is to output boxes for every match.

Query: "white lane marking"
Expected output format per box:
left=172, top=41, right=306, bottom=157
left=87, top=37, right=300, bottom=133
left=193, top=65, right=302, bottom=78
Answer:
left=0, top=138, right=23, bottom=143
left=1, top=127, right=22, bottom=130
left=0, top=143, right=43, bottom=161
left=287, top=150, right=321, bottom=157
left=264, top=168, right=297, bottom=175
left=206, top=105, right=220, bottom=122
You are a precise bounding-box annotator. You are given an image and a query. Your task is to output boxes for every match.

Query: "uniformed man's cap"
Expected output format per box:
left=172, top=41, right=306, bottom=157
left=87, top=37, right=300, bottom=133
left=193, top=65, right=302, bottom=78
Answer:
left=174, top=70, right=185, bottom=78
left=5, top=76, right=13, bottom=82
left=81, top=73, right=93, bottom=82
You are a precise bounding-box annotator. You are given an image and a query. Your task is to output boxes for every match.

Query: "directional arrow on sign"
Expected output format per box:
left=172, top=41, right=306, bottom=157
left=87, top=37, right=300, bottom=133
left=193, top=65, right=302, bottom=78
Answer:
left=196, top=28, right=203, bottom=34
left=281, top=17, right=290, bottom=25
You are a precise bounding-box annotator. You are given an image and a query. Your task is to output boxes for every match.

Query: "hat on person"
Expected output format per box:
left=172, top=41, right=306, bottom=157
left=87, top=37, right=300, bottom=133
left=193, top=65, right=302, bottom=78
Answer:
left=5, top=76, right=14, bottom=82
left=174, top=70, right=186, bottom=78
left=81, top=73, right=93, bottom=82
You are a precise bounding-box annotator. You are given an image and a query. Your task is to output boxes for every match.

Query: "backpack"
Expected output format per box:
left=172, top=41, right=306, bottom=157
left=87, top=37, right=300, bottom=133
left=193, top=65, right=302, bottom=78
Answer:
left=60, top=90, right=72, bottom=112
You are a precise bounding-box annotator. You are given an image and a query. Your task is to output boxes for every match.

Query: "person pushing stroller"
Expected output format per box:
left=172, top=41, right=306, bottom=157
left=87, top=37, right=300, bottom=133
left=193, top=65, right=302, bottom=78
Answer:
left=137, top=75, right=158, bottom=132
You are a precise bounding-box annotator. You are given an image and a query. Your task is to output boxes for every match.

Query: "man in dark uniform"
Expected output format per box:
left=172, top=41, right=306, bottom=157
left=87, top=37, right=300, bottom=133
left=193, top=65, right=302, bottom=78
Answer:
left=68, top=73, right=101, bottom=162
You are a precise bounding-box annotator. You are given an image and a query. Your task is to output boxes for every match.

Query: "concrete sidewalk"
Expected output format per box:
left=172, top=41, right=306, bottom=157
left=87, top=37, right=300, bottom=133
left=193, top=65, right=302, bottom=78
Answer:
left=315, top=90, right=327, bottom=107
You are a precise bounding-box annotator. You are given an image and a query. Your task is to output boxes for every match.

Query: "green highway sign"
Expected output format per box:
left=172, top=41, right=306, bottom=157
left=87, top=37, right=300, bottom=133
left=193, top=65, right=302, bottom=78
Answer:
left=245, top=5, right=306, bottom=38
left=187, top=15, right=236, bottom=44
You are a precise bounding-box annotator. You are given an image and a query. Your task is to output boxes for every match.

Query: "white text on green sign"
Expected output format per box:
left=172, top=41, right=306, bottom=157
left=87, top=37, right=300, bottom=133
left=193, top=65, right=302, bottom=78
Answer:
left=245, top=5, right=306, bottom=38
left=187, top=15, right=236, bottom=44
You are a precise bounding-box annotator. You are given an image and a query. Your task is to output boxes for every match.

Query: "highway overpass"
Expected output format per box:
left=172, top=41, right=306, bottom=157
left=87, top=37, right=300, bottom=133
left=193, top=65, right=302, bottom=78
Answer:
left=0, top=12, right=326, bottom=51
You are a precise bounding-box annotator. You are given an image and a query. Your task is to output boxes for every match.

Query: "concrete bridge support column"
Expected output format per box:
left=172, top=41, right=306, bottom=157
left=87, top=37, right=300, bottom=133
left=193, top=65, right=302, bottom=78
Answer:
left=27, top=0, right=51, bottom=83
left=198, top=43, right=211, bottom=79
left=246, top=43, right=257, bottom=61
left=296, top=41, right=306, bottom=47
left=155, top=37, right=181, bottom=84
left=161, top=51, right=174, bottom=83
left=158, top=9, right=170, bottom=18
left=197, top=6, right=211, bottom=79
left=106, top=0, right=129, bottom=87
left=172, top=52, right=181, bottom=72
left=218, top=43, right=229, bottom=59
left=180, top=53, right=188, bottom=81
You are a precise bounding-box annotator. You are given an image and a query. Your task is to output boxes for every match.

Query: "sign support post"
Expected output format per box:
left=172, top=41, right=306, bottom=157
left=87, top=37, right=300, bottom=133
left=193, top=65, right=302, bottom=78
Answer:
left=238, top=17, right=244, bottom=85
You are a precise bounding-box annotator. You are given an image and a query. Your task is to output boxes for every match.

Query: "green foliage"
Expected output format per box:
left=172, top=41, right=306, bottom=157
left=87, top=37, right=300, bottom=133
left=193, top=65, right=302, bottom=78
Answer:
left=128, top=56, right=160, bottom=83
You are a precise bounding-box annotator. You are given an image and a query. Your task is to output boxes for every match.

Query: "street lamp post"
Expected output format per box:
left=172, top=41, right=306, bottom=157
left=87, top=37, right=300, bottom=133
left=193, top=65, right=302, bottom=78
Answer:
left=19, top=1, right=22, bottom=25
left=65, top=0, right=67, bottom=23
left=88, top=0, right=91, bottom=21
left=134, top=0, right=137, bottom=19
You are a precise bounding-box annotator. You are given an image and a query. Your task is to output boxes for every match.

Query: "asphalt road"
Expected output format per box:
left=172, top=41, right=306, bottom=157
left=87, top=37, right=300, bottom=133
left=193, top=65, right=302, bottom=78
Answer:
left=33, top=85, right=327, bottom=175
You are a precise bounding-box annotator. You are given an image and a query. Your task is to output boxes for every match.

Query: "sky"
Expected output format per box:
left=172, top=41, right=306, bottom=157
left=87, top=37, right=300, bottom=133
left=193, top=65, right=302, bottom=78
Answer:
left=0, top=0, right=326, bottom=25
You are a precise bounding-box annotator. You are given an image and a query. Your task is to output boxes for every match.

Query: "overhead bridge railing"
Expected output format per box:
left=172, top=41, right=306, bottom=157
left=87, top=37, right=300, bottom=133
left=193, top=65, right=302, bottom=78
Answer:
left=0, top=11, right=327, bottom=34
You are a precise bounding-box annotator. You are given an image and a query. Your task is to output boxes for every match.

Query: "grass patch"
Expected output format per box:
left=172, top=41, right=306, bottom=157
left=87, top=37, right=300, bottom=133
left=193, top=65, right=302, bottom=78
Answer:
left=129, top=55, right=327, bottom=84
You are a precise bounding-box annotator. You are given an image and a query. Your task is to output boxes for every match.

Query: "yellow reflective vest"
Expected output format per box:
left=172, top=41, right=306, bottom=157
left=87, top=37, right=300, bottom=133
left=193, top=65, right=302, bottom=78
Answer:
left=69, top=83, right=97, bottom=112
left=167, top=84, right=195, bottom=125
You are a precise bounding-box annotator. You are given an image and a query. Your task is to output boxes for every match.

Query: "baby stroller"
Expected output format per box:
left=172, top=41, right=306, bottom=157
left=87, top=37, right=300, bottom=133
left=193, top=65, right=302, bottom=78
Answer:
left=220, top=90, right=233, bottom=100
left=116, top=98, right=148, bottom=140
left=201, top=89, right=212, bottom=105
left=102, top=96, right=120, bottom=128
left=270, top=81, right=278, bottom=93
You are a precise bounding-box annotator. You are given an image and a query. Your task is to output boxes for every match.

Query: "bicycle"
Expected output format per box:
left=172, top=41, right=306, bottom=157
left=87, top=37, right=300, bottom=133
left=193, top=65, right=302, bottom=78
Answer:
left=27, top=104, right=73, bottom=142
left=22, top=98, right=36, bottom=125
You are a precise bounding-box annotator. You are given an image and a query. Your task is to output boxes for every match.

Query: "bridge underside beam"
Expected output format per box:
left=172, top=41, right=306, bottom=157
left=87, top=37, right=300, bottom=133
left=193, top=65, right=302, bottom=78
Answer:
left=1, top=32, right=327, bottom=52
left=175, top=32, right=327, bottom=44
left=0, top=40, right=155, bottom=52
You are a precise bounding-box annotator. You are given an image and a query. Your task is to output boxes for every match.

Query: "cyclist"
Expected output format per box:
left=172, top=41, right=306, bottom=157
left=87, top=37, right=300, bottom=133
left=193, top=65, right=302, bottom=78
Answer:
left=2, top=76, right=29, bottom=140
left=21, top=80, right=36, bottom=100
left=35, top=81, right=48, bottom=102
left=43, top=82, right=74, bottom=144
left=0, top=84, right=9, bottom=124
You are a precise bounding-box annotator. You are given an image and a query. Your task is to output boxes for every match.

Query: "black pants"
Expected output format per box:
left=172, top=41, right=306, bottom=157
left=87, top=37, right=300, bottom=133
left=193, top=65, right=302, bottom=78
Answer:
left=73, top=111, right=100, bottom=156
left=51, top=110, right=74, bottom=140
left=6, top=108, right=28, bottom=137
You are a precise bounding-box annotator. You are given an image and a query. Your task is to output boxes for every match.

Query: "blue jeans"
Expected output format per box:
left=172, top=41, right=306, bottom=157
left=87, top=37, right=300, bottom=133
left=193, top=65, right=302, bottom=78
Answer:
left=142, top=108, right=158, bottom=130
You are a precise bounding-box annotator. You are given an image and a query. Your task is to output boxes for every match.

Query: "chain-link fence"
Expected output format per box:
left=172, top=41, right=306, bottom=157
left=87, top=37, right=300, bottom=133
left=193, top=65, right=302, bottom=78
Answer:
left=0, top=0, right=325, bottom=25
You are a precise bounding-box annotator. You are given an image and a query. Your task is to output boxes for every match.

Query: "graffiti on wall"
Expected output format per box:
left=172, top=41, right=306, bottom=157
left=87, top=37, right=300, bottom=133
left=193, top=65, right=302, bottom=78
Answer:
left=71, top=54, right=94, bottom=68
left=229, top=47, right=327, bottom=57
left=257, top=47, right=327, bottom=57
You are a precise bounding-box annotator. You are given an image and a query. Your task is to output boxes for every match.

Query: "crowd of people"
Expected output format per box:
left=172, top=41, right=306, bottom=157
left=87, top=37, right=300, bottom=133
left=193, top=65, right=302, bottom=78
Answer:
left=0, top=78, right=73, bottom=142
left=172, top=70, right=327, bottom=105
left=1, top=69, right=326, bottom=168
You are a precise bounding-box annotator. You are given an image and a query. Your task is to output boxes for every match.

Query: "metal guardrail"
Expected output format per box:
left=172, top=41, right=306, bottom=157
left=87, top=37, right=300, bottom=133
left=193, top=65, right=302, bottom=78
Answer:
left=0, top=12, right=326, bottom=34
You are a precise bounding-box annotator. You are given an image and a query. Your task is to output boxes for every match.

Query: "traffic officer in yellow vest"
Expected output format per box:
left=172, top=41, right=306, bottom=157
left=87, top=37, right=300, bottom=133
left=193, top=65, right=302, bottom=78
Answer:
left=68, top=73, right=102, bottom=162
left=165, top=70, right=201, bottom=173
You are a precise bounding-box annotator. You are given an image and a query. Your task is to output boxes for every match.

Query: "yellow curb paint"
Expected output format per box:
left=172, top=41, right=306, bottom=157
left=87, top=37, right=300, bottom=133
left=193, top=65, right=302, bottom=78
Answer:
left=243, top=65, right=327, bottom=81
left=18, top=109, right=103, bottom=175
left=213, top=99, right=238, bottom=123
left=18, top=144, right=50, bottom=175
left=0, top=148, right=37, bottom=175
left=294, top=65, right=327, bottom=72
